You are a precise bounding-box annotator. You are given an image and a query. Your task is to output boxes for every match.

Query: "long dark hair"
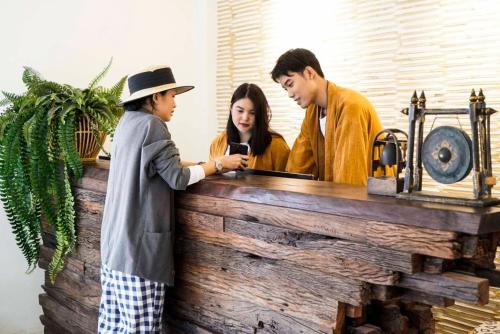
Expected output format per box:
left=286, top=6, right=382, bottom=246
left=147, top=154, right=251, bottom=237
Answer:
left=226, top=83, right=273, bottom=156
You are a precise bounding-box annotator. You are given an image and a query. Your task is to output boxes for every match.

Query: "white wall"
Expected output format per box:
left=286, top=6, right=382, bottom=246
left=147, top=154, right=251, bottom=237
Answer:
left=0, top=1, right=217, bottom=332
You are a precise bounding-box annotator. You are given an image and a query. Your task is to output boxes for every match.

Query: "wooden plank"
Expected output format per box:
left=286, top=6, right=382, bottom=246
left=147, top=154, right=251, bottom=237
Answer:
left=40, top=314, right=69, bottom=334
left=177, top=260, right=342, bottom=328
left=43, top=285, right=98, bottom=332
left=219, top=214, right=422, bottom=274
left=423, top=256, right=454, bottom=274
left=178, top=209, right=224, bottom=231
left=167, top=282, right=338, bottom=334
left=348, top=324, right=383, bottom=334
left=398, top=272, right=489, bottom=305
left=370, top=285, right=401, bottom=301
left=164, top=316, right=215, bottom=334
left=73, top=187, right=105, bottom=215
left=475, top=268, right=500, bottom=288
left=177, top=239, right=368, bottom=306
left=87, top=164, right=500, bottom=234
left=177, top=193, right=460, bottom=259
left=346, top=305, right=364, bottom=318
left=39, top=256, right=101, bottom=308
left=178, top=221, right=397, bottom=286
left=183, top=175, right=500, bottom=235
left=400, top=290, right=455, bottom=307
left=39, top=294, right=94, bottom=334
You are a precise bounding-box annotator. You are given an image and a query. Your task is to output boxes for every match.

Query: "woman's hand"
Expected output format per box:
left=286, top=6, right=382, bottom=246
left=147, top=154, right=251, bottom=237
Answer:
left=220, top=154, right=248, bottom=172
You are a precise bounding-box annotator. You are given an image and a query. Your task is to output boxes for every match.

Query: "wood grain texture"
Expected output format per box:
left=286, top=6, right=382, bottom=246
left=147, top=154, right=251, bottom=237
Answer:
left=177, top=193, right=461, bottom=259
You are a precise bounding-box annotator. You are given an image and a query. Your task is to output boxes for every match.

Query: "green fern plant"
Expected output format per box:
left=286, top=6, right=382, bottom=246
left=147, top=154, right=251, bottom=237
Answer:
left=0, top=60, right=126, bottom=282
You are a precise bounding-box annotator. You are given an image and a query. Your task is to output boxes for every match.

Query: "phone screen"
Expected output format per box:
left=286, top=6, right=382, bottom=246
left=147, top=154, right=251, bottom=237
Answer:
left=229, top=142, right=249, bottom=155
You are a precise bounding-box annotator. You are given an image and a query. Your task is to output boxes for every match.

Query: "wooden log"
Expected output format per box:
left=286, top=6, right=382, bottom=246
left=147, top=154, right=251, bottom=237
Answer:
left=372, top=303, right=410, bottom=334
left=177, top=239, right=368, bottom=306
left=370, top=285, right=401, bottom=301
left=177, top=193, right=461, bottom=259
left=73, top=165, right=109, bottom=193
left=184, top=175, right=500, bottom=235
left=461, top=234, right=498, bottom=270
left=73, top=187, right=105, bottom=215
left=167, top=282, right=340, bottom=334
left=346, top=305, right=364, bottom=319
left=423, top=256, right=454, bottom=274
left=40, top=314, right=69, bottom=334
left=399, top=290, right=454, bottom=307
left=40, top=242, right=100, bottom=282
left=402, top=303, right=433, bottom=331
left=39, top=294, right=94, bottom=334
left=39, top=255, right=101, bottom=308
left=398, top=272, right=489, bottom=305
left=219, top=214, right=422, bottom=274
left=178, top=220, right=397, bottom=286
left=176, top=260, right=342, bottom=329
left=43, top=284, right=98, bottom=332
left=475, top=268, right=500, bottom=288
left=164, top=316, right=215, bottom=334
left=348, top=324, right=383, bottom=334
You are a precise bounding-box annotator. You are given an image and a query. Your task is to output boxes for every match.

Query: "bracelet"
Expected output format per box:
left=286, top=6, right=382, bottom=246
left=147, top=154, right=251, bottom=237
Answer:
left=196, top=161, right=206, bottom=165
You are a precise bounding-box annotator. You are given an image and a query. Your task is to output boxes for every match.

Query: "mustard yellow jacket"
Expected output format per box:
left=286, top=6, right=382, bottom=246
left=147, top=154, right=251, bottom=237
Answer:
left=286, top=82, right=383, bottom=185
left=210, top=132, right=290, bottom=171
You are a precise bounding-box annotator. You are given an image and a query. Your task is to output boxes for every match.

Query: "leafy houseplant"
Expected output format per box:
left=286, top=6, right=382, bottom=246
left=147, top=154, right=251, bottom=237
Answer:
left=0, top=60, right=126, bottom=282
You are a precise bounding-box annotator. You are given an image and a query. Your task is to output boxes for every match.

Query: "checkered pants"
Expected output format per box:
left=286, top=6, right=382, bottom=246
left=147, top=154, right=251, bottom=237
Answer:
left=98, top=264, right=166, bottom=333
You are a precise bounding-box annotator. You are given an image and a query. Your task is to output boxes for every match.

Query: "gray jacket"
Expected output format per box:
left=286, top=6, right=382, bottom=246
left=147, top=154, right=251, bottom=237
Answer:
left=100, top=109, right=190, bottom=285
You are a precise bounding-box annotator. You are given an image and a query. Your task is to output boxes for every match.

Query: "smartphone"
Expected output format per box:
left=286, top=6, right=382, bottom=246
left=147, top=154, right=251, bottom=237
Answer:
left=229, top=142, right=249, bottom=155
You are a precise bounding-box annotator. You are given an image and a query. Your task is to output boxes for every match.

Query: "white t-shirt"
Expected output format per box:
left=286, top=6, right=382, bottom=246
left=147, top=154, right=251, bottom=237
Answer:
left=320, top=115, right=327, bottom=137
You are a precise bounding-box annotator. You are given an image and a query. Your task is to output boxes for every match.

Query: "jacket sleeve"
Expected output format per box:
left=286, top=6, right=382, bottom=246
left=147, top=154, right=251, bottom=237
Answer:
left=286, top=117, right=316, bottom=175
left=271, top=137, right=290, bottom=172
left=332, top=103, right=373, bottom=185
left=141, top=118, right=191, bottom=190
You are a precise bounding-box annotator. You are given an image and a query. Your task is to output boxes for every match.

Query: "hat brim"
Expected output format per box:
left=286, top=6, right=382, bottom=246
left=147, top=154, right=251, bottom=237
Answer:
left=119, top=84, right=194, bottom=105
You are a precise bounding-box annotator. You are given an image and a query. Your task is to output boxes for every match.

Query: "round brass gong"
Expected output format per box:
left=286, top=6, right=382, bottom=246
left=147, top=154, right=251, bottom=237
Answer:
left=422, top=126, right=473, bottom=184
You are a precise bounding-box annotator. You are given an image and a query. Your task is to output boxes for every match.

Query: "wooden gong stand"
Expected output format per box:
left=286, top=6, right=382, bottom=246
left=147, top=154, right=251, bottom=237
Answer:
left=396, top=89, right=499, bottom=207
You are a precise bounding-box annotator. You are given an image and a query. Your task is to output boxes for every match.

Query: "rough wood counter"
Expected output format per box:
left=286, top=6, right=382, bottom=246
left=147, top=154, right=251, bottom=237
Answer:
left=38, top=162, right=500, bottom=333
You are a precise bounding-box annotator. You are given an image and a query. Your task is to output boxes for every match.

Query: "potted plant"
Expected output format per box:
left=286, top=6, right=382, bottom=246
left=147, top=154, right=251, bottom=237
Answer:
left=0, top=60, right=126, bottom=282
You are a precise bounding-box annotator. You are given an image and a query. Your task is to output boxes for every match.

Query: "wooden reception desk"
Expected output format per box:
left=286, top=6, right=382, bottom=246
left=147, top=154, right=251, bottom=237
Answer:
left=38, top=162, right=500, bottom=333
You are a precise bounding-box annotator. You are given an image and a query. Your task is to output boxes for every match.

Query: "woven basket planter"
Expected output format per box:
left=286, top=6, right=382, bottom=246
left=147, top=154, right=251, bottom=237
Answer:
left=75, top=116, right=106, bottom=162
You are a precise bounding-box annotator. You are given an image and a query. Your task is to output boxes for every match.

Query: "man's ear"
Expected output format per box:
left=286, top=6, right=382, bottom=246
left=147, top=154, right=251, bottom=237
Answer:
left=303, top=66, right=316, bottom=80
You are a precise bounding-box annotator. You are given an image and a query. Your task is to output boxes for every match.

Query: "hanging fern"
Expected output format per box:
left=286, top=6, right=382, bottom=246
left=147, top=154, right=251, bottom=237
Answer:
left=0, top=59, right=125, bottom=282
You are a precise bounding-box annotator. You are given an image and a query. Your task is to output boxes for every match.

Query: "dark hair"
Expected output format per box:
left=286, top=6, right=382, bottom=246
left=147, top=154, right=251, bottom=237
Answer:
left=123, top=90, right=167, bottom=111
left=226, top=83, right=275, bottom=156
left=270, top=48, right=324, bottom=82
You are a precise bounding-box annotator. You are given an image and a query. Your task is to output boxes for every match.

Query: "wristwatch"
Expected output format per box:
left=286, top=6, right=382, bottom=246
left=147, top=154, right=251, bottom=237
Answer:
left=214, top=159, right=223, bottom=174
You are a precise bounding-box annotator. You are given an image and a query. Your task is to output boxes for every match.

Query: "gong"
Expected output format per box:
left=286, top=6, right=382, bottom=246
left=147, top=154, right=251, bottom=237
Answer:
left=422, top=126, right=473, bottom=184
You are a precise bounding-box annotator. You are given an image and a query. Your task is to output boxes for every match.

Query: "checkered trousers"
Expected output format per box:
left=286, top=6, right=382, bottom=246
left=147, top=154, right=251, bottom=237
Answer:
left=98, top=264, right=166, bottom=333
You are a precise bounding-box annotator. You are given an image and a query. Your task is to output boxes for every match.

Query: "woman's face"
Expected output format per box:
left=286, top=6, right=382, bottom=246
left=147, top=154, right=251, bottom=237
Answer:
left=153, top=90, right=176, bottom=122
left=231, top=97, right=255, bottom=137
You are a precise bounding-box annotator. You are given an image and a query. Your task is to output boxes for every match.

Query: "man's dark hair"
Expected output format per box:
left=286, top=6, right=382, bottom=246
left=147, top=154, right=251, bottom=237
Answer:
left=270, top=48, right=324, bottom=82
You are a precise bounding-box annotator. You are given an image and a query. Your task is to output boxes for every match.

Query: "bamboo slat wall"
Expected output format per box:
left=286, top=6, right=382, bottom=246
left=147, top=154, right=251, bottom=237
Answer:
left=37, top=162, right=500, bottom=333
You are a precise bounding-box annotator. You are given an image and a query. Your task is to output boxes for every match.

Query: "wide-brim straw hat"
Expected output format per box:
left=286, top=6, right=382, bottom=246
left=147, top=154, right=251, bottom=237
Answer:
left=120, top=65, right=194, bottom=105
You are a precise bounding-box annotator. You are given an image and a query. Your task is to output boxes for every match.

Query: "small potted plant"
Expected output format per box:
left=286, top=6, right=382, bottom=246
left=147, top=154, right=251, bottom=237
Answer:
left=0, top=60, right=126, bottom=282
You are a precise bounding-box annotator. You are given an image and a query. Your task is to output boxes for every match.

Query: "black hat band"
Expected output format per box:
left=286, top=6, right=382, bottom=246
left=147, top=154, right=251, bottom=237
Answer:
left=128, top=68, right=176, bottom=94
